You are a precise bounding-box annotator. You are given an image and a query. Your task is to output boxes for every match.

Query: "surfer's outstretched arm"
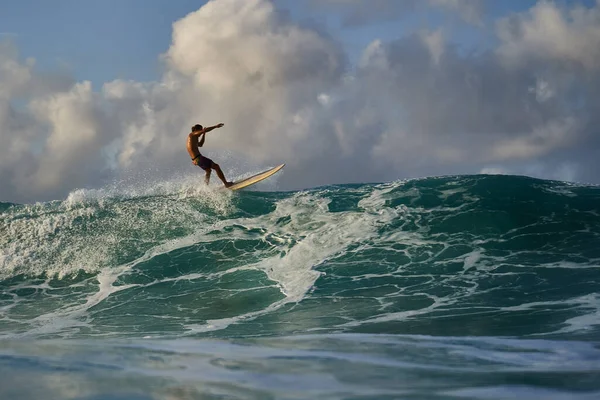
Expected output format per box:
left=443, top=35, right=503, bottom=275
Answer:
left=200, top=123, right=224, bottom=135
left=190, top=123, right=224, bottom=137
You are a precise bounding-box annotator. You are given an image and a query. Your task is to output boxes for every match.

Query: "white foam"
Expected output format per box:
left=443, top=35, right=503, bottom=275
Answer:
left=2, top=266, right=134, bottom=338
left=544, top=294, right=600, bottom=335
left=438, top=188, right=467, bottom=200
left=463, top=249, right=484, bottom=272
left=0, top=176, right=235, bottom=280
left=183, top=186, right=405, bottom=333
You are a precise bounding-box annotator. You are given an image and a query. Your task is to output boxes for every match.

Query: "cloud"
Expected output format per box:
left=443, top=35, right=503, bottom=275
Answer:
left=0, top=0, right=345, bottom=201
left=490, top=118, right=577, bottom=161
left=1, top=0, right=600, bottom=203
left=497, top=0, right=600, bottom=70
left=0, top=43, right=70, bottom=200
left=344, top=34, right=580, bottom=170
left=163, top=0, right=344, bottom=163
left=27, top=82, right=114, bottom=193
left=420, top=29, right=445, bottom=65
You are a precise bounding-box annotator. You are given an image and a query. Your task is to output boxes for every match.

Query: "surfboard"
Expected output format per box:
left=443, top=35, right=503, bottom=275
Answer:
left=228, top=164, right=285, bottom=191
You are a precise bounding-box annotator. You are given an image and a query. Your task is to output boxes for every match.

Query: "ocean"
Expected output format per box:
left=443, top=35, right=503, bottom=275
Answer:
left=1, top=174, right=599, bottom=399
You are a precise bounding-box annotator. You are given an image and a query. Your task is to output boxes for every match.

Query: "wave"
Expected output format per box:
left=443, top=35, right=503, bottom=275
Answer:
left=1, top=174, right=599, bottom=339
left=0, top=202, right=18, bottom=212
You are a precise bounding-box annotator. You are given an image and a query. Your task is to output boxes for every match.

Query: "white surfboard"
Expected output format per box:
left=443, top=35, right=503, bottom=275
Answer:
left=228, top=164, right=285, bottom=191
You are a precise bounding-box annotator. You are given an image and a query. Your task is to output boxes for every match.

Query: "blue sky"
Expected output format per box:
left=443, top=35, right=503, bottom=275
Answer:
left=0, top=0, right=202, bottom=85
left=2, top=0, right=584, bottom=86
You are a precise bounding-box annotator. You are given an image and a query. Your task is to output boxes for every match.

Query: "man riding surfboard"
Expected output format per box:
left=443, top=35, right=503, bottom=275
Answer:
left=187, top=123, right=233, bottom=187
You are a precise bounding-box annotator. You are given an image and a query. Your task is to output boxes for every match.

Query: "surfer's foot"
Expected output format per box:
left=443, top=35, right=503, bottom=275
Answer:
left=224, top=181, right=234, bottom=188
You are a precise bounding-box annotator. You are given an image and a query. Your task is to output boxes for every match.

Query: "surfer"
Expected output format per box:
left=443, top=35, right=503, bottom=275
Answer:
left=187, top=123, right=233, bottom=187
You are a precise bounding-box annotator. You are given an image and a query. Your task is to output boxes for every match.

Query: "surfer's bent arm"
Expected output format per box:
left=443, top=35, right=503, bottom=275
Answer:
left=198, top=132, right=205, bottom=147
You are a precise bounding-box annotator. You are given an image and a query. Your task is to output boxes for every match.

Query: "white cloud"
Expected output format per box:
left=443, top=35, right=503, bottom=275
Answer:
left=167, top=0, right=342, bottom=89
left=497, top=0, right=600, bottom=70
left=490, top=118, right=577, bottom=161
left=359, top=39, right=388, bottom=69
left=317, top=93, right=331, bottom=106
left=1, top=0, right=600, bottom=202
left=162, top=0, right=344, bottom=165
left=529, top=77, right=555, bottom=102
left=421, top=29, right=445, bottom=65
left=0, top=43, right=32, bottom=99
left=26, top=81, right=114, bottom=195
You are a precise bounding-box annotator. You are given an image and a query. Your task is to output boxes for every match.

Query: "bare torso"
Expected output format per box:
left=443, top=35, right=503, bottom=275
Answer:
left=187, top=133, right=201, bottom=159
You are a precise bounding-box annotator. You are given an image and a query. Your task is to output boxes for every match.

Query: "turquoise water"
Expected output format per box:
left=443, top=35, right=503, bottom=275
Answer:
left=1, top=175, right=600, bottom=399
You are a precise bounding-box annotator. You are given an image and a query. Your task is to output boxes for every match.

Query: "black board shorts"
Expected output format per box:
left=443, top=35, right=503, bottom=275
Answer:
left=192, top=155, right=214, bottom=170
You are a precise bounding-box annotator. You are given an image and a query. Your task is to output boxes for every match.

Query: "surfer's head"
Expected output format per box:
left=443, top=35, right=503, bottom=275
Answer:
left=192, top=124, right=203, bottom=132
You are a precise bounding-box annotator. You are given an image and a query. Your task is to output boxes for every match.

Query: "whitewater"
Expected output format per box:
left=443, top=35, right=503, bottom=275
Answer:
left=1, top=174, right=600, bottom=399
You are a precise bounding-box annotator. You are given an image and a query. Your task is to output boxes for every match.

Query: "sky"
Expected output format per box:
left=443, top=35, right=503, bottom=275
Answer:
left=1, top=0, right=599, bottom=203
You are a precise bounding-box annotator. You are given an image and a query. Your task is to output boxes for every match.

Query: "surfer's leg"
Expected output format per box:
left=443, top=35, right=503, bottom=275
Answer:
left=212, top=163, right=233, bottom=187
left=204, top=168, right=211, bottom=185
